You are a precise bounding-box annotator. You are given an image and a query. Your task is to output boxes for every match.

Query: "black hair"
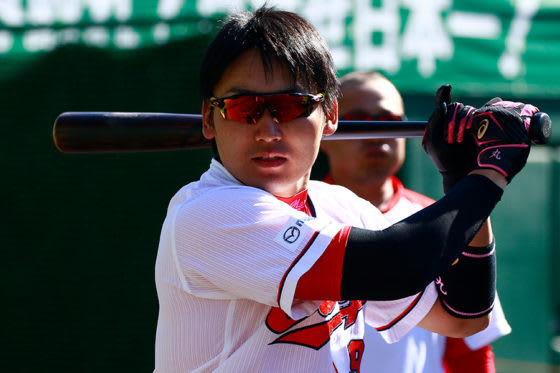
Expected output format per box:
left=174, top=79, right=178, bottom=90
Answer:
left=199, top=5, right=339, bottom=115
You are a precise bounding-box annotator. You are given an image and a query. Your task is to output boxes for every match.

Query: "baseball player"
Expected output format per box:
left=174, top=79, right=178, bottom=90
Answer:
left=321, top=71, right=512, bottom=372
left=153, top=6, right=539, bottom=372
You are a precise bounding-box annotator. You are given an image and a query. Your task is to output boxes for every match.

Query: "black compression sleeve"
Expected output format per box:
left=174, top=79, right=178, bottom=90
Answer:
left=435, top=241, right=496, bottom=318
left=340, top=174, right=502, bottom=301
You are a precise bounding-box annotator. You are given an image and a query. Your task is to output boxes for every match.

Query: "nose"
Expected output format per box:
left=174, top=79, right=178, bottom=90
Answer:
left=254, top=109, right=282, bottom=142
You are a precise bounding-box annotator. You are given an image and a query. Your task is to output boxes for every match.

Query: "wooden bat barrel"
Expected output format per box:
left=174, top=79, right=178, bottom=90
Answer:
left=53, top=112, right=212, bottom=153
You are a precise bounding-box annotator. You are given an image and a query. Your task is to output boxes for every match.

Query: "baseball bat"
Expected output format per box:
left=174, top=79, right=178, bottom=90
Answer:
left=52, top=111, right=551, bottom=153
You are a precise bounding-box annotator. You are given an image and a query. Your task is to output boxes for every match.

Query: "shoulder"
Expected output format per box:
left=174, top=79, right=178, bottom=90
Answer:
left=308, top=180, right=387, bottom=229
left=169, top=159, right=283, bottom=213
left=308, top=180, right=372, bottom=207
left=172, top=183, right=283, bottom=219
left=166, top=174, right=291, bottom=230
left=309, top=179, right=359, bottom=197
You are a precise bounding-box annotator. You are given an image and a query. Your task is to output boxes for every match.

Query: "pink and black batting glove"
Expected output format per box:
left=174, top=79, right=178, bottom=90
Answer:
left=469, top=98, right=540, bottom=182
left=423, top=84, right=541, bottom=189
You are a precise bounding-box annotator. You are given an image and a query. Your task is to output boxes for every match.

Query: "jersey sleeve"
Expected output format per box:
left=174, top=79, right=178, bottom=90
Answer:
left=364, top=282, right=438, bottom=344
left=165, top=186, right=345, bottom=319
left=463, top=294, right=511, bottom=349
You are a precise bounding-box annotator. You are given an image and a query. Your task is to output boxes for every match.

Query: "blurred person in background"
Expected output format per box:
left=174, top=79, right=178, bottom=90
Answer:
left=320, top=71, right=512, bottom=373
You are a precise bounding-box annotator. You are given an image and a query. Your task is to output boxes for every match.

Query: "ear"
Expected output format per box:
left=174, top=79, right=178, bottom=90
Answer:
left=322, top=100, right=338, bottom=136
left=202, top=101, right=216, bottom=139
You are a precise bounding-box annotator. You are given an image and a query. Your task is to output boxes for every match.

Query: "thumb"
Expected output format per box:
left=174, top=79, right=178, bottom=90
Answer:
left=435, top=84, right=452, bottom=114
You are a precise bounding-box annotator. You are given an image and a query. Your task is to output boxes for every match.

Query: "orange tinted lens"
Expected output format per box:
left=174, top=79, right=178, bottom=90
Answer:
left=265, top=94, right=310, bottom=122
left=222, top=95, right=263, bottom=124
left=221, top=94, right=313, bottom=124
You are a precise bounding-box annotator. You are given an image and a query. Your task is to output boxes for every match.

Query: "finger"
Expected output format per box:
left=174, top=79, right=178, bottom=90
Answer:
left=458, top=106, right=475, bottom=141
left=447, top=103, right=459, bottom=144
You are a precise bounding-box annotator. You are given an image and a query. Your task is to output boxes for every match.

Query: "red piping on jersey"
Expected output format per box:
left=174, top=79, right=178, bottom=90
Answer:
left=375, top=290, right=423, bottom=331
left=295, top=226, right=351, bottom=300
left=276, top=231, right=320, bottom=306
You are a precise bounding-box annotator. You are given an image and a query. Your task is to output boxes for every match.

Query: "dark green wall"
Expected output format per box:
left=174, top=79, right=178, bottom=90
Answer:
left=2, top=38, right=214, bottom=372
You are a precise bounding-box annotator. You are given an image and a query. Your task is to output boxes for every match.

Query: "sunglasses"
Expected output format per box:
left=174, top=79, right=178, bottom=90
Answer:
left=209, top=92, right=325, bottom=125
left=340, top=112, right=405, bottom=122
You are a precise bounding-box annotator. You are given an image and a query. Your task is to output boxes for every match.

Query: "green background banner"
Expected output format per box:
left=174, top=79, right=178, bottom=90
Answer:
left=2, top=0, right=560, bottom=97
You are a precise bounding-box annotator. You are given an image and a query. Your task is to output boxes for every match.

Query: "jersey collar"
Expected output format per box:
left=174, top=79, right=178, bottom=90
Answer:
left=275, top=189, right=314, bottom=216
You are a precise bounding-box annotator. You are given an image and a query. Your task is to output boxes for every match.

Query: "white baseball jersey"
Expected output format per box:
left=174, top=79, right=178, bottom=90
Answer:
left=360, top=176, right=512, bottom=373
left=154, top=160, right=438, bottom=372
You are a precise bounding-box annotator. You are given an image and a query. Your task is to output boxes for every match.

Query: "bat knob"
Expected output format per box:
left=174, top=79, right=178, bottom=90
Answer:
left=529, top=112, right=552, bottom=145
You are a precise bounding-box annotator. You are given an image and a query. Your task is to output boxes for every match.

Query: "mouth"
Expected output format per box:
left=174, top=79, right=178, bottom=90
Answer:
left=252, top=153, right=287, bottom=167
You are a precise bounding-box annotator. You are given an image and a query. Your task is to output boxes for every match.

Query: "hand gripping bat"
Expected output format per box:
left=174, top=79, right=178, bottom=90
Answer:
left=52, top=111, right=551, bottom=153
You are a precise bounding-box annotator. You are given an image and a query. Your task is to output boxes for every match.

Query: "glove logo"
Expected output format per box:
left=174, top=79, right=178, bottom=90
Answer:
left=477, top=119, right=489, bottom=140
left=490, top=149, right=502, bottom=160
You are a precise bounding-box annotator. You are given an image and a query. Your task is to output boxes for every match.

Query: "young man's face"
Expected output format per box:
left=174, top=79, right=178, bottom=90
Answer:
left=202, top=49, right=337, bottom=197
left=321, top=79, right=406, bottom=186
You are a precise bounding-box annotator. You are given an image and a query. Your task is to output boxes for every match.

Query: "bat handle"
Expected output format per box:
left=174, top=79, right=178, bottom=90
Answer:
left=529, top=112, right=552, bottom=145
left=441, top=102, right=552, bottom=145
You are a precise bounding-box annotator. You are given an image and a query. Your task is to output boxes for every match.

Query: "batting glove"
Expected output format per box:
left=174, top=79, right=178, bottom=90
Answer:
left=422, top=85, right=477, bottom=193
left=469, top=98, right=539, bottom=182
